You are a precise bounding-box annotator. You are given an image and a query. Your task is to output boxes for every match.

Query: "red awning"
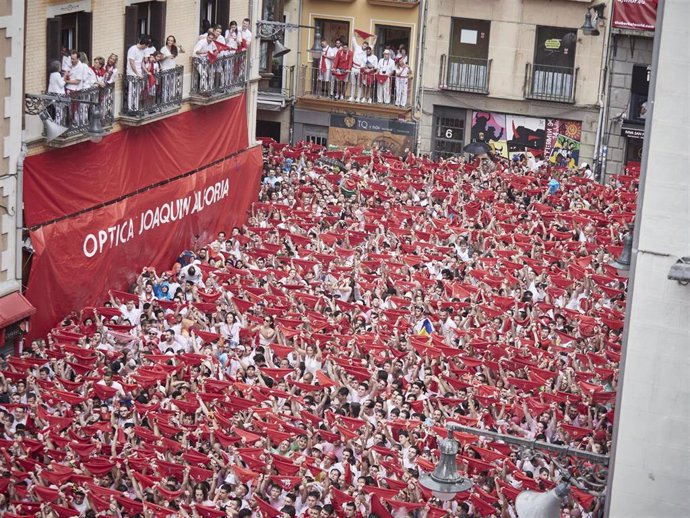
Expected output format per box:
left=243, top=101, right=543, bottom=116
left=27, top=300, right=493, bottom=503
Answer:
left=0, top=292, right=36, bottom=328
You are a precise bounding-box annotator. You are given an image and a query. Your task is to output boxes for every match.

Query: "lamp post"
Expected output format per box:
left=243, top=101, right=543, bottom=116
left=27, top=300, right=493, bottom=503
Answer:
left=610, top=224, right=633, bottom=275
left=418, top=427, right=473, bottom=500
left=24, top=93, right=107, bottom=144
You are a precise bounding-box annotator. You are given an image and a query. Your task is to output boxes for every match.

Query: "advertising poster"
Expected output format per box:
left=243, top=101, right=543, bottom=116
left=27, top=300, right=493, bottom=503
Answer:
left=612, top=0, right=658, bottom=31
left=545, top=119, right=582, bottom=170
left=505, top=115, right=546, bottom=158
left=471, top=112, right=508, bottom=157
left=329, top=114, right=415, bottom=155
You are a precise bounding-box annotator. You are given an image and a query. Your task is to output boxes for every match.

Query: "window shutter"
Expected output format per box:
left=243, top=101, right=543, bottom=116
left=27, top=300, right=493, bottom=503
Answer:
left=150, top=1, right=167, bottom=50
left=218, top=0, right=230, bottom=31
left=76, top=11, right=92, bottom=61
left=46, top=17, right=62, bottom=79
left=124, top=4, right=138, bottom=58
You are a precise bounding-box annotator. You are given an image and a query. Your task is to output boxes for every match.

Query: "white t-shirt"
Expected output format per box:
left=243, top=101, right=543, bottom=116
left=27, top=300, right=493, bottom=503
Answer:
left=48, top=72, right=66, bottom=94
left=67, top=61, right=88, bottom=90
left=160, top=45, right=177, bottom=71
left=126, top=44, right=145, bottom=77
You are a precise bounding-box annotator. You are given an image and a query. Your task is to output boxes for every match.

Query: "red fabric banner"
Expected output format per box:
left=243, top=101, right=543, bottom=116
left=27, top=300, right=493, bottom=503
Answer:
left=612, top=0, right=657, bottom=31
left=25, top=146, right=263, bottom=338
left=24, top=95, right=249, bottom=227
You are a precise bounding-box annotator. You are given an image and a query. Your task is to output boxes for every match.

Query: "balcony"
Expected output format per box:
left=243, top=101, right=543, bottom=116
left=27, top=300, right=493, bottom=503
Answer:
left=258, top=65, right=296, bottom=111
left=440, top=55, right=491, bottom=94
left=367, top=0, right=420, bottom=7
left=24, top=85, right=115, bottom=148
left=525, top=63, right=578, bottom=104
left=120, top=66, right=184, bottom=126
left=297, top=64, right=413, bottom=116
left=190, top=53, right=247, bottom=105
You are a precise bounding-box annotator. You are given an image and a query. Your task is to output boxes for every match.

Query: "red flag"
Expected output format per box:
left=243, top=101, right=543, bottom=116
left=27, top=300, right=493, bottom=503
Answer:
left=354, top=29, right=375, bottom=40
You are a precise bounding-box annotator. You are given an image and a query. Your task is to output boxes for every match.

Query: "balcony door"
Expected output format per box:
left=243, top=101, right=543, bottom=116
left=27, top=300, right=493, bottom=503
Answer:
left=46, top=11, right=92, bottom=73
left=124, top=1, right=167, bottom=52
left=531, top=26, right=576, bottom=101
left=447, top=18, right=490, bottom=93
left=199, top=0, right=230, bottom=33
left=374, top=25, right=410, bottom=58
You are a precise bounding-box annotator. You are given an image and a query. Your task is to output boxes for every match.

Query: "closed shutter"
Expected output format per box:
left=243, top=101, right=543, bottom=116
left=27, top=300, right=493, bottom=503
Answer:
left=150, top=1, right=167, bottom=50
left=76, top=11, right=92, bottom=61
left=124, top=5, right=138, bottom=58
left=46, top=17, right=62, bottom=79
left=218, top=0, right=230, bottom=31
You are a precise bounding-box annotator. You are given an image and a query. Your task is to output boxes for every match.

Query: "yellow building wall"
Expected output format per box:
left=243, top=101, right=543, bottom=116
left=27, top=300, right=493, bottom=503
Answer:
left=298, top=0, right=419, bottom=69
left=424, top=0, right=608, bottom=106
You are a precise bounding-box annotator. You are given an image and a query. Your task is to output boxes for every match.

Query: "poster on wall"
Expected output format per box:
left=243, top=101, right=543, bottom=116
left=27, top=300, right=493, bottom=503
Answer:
left=471, top=112, right=508, bottom=157
left=612, top=0, right=657, bottom=31
left=329, top=114, right=416, bottom=155
left=505, top=115, right=546, bottom=158
left=545, top=118, right=582, bottom=170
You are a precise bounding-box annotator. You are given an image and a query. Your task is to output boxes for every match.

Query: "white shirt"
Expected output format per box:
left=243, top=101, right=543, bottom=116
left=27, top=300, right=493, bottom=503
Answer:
left=126, top=44, right=145, bottom=76
left=82, top=66, right=97, bottom=88
left=159, top=45, right=176, bottom=70
left=48, top=72, right=66, bottom=94
left=364, top=54, right=378, bottom=71
left=67, top=61, right=88, bottom=90
left=351, top=37, right=366, bottom=67
left=194, top=38, right=214, bottom=57
left=61, top=55, right=72, bottom=74
left=379, top=57, right=394, bottom=75
left=240, top=28, right=252, bottom=47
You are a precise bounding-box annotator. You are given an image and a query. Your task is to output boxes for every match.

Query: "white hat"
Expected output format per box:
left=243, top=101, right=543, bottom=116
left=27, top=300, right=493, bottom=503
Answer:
left=579, top=162, right=589, bottom=169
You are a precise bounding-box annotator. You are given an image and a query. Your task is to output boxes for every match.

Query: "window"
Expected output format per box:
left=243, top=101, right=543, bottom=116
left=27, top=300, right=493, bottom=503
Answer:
left=431, top=106, right=465, bottom=160
left=629, top=64, right=651, bottom=122
left=199, top=0, right=230, bottom=34
left=374, top=25, right=410, bottom=59
left=314, top=18, right=351, bottom=49
left=125, top=1, right=166, bottom=52
left=304, top=124, right=329, bottom=147
left=445, top=18, right=490, bottom=92
left=46, top=11, right=92, bottom=72
left=528, top=26, right=577, bottom=102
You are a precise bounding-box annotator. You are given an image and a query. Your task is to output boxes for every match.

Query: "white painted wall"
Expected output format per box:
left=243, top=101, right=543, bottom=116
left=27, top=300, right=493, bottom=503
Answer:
left=607, top=0, right=690, bottom=515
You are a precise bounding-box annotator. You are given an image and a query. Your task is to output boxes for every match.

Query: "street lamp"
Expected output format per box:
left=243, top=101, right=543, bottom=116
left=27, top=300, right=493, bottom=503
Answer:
left=418, top=427, right=473, bottom=500
left=610, top=224, right=633, bottom=274
left=515, top=482, right=571, bottom=518
left=24, top=93, right=107, bottom=144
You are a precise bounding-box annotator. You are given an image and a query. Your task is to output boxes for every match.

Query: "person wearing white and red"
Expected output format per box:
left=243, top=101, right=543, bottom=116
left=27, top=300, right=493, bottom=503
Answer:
left=349, top=35, right=367, bottom=102
left=361, top=46, right=378, bottom=104
left=376, top=49, right=395, bottom=104
left=394, top=57, right=410, bottom=107
left=331, top=39, right=350, bottom=100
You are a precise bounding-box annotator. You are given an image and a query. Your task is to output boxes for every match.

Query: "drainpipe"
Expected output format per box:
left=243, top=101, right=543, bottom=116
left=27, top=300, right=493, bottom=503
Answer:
left=16, top=138, right=27, bottom=291
left=412, top=0, right=428, bottom=154
left=593, top=6, right=614, bottom=182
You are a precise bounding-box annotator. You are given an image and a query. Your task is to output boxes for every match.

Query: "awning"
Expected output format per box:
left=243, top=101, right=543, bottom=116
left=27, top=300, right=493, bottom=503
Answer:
left=257, top=99, right=286, bottom=112
left=0, top=292, right=36, bottom=328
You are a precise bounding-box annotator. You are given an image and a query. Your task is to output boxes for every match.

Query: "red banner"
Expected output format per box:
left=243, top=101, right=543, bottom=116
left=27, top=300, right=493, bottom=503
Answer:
left=24, top=95, right=249, bottom=227
left=612, top=0, right=657, bottom=31
left=24, top=146, right=263, bottom=338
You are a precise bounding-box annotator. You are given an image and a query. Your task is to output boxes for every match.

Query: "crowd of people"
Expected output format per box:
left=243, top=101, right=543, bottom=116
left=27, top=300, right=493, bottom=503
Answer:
left=315, top=32, right=411, bottom=107
left=0, top=142, right=639, bottom=518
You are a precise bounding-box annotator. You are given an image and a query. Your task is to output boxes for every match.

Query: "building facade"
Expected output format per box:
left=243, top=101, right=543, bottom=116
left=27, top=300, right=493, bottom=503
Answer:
left=599, top=4, right=655, bottom=179
left=0, top=0, right=34, bottom=352
left=281, top=0, right=421, bottom=154
left=419, top=0, right=609, bottom=168
left=607, top=0, right=690, bottom=514
left=19, top=0, right=264, bottom=341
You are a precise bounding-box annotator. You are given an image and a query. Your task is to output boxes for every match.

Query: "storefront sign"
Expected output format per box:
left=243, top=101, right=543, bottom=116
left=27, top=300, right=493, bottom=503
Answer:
left=612, top=0, right=658, bottom=31
left=330, top=114, right=415, bottom=136
left=621, top=126, right=645, bottom=139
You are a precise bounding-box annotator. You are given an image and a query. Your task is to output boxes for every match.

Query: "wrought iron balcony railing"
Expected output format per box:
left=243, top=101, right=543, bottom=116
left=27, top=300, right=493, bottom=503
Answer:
left=191, top=53, right=247, bottom=99
left=525, top=63, right=578, bottom=103
left=121, top=66, right=183, bottom=119
left=24, top=84, right=115, bottom=143
left=259, top=65, right=296, bottom=99
left=298, top=63, right=413, bottom=109
left=440, top=55, right=491, bottom=94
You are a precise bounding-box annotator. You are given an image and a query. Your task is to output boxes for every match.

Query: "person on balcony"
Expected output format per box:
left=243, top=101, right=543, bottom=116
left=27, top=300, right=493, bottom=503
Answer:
left=331, top=39, right=349, bottom=100
left=64, top=50, right=87, bottom=92
left=80, top=52, right=97, bottom=89
left=239, top=18, right=253, bottom=52
left=47, top=60, right=66, bottom=124
left=126, top=35, right=151, bottom=112
left=317, top=39, right=335, bottom=98
left=160, top=36, right=180, bottom=103
left=394, top=58, right=411, bottom=107
left=349, top=36, right=367, bottom=102
left=194, top=29, right=217, bottom=92
left=361, top=47, right=378, bottom=104
left=333, top=42, right=353, bottom=101
left=225, top=21, right=241, bottom=85
left=376, top=49, right=395, bottom=105
left=104, top=54, right=119, bottom=85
